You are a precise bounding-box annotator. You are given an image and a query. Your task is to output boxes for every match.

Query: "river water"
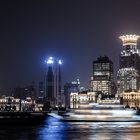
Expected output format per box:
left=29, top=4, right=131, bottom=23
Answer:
left=0, top=116, right=140, bottom=140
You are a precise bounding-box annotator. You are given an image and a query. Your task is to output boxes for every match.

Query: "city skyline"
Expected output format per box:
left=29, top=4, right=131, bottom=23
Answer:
left=1, top=1, right=140, bottom=140
left=1, top=0, right=140, bottom=90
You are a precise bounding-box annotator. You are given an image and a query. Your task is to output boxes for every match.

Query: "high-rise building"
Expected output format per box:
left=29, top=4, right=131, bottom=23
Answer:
left=64, top=78, right=80, bottom=107
left=117, top=35, right=140, bottom=95
left=45, top=57, right=62, bottom=107
left=38, top=81, right=44, bottom=98
left=90, top=56, right=115, bottom=98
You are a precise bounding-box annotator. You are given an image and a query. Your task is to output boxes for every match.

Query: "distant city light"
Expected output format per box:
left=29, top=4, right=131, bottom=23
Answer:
left=49, top=57, right=53, bottom=60
left=45, top=57, right=54, bottom=64
left=58, top=60, right=62, bottom=64
left=47, top=59, right=54, bottom=64
left=45, top=57, right=62, bottom=65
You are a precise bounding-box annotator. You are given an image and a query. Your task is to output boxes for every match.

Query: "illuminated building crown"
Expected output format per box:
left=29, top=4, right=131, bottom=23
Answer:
left=119, top=34, right=139, bottom=46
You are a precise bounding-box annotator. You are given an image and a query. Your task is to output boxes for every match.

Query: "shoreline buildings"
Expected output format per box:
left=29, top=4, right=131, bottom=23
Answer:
left=38, top=35, right=140, bottom=109
left=70, top=91, right=96, bottom=108
left=70, top=56, right=117, bottom=109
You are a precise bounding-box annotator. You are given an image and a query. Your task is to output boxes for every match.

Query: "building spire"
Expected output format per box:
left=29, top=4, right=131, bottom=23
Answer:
left=119, top=34, right=139, bottom=46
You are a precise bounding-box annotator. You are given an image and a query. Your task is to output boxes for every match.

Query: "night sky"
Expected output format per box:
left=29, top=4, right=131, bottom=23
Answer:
left=0, top=0, right=140, bottom=90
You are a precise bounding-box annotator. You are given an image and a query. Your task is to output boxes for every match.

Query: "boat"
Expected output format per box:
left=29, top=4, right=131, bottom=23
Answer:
left=59, top=104, right=140, bottom=122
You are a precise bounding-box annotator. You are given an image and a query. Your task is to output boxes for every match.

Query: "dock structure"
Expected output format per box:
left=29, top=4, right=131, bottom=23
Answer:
left=0, top=111, right=49, bottom=125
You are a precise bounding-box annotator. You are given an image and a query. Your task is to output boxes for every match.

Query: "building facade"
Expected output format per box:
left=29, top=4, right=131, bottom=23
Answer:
left=90, top=56, right=115, bottom=98
left=122, top=91, right=140, bottom=108
left=117, top=35, right=140, bottom=95
left=45, top=57, right=62, bottom=107
left=70, top=91, right=96, bottom=108
left=64, top=78, right=80, bottom=108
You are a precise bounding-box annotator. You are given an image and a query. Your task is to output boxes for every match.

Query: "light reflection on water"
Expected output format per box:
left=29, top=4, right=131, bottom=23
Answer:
left=0, top=116, right=140, bottom=139
left=37, top=116, right=140, bottom=140
left=38, top=116, right=67, bottom=140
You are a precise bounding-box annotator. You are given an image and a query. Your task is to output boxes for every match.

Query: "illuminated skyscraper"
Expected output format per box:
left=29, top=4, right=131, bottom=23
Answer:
left=117, top=35, right=140, bottom=94
left=90, top=56, right=115, bottom=98
left=45, top=57, right=62, bottom=107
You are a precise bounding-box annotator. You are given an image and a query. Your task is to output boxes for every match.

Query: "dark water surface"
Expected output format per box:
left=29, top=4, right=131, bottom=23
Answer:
left=0, top=116, right=140, bottom=140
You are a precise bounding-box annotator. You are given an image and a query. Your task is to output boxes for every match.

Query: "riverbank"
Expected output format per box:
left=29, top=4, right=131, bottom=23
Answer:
left=0, top=111, right=48, bottom=125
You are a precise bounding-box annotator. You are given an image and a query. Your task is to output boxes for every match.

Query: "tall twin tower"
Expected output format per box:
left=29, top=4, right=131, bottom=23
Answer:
left=45, top=57, right=62, bottom=107
left=117, top=34, right=140, bottom=94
